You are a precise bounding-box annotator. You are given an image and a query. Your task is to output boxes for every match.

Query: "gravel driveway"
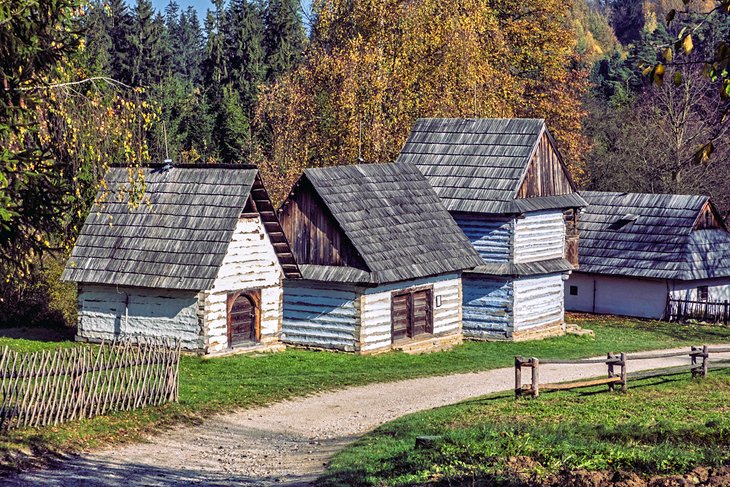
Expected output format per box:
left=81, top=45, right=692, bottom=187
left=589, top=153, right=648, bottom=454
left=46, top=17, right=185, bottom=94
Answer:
left=3, top=345, right=728, bottom=486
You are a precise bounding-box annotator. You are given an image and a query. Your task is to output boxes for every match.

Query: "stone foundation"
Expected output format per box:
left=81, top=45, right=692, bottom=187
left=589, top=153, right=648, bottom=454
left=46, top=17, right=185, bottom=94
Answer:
left=511, top=320, right=565, bottom=341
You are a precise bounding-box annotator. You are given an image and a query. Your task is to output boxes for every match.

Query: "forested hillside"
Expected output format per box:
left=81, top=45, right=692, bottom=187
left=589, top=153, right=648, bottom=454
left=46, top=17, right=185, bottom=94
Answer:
left=1, top=0, right=729, bottom=326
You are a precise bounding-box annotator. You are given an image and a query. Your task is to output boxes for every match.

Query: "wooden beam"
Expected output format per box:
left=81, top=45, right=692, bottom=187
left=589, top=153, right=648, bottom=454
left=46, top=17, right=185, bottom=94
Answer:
left=541, top=376, right=622, bottom=391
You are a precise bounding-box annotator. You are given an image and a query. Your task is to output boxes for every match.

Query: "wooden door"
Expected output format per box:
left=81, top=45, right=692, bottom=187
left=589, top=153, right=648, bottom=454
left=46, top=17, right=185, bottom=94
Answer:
left=391, top=288, right=433, bottom=343
left=410, top=289, right=432, bottom=336
left=228, top=292, right=258, bottom=347
left=391, top=293, right=410, bottom=342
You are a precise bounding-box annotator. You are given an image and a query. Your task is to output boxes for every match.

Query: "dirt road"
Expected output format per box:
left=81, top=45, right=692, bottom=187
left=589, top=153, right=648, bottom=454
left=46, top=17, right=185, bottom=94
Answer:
left=3, top=346, right=728, bottom=486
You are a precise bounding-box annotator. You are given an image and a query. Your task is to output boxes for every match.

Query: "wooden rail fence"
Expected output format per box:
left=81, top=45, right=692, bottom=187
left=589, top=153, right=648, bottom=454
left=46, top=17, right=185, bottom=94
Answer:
left=666, top=297, right=730, bottom=325
left=515, top=345, right=730, bottom=399
left=0, top=336, right=180, bottom=430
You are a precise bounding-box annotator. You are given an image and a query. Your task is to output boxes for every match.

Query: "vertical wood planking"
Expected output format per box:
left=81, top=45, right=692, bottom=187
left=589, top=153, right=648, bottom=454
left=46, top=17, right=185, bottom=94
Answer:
left=517, top=133, right=573, bottom=199
left=279, top=178, right=366, bottom=269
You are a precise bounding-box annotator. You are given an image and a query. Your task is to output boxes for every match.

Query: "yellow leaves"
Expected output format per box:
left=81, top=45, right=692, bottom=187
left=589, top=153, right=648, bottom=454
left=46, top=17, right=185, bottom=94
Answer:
left=258, top=0, right=588, bottom=199
left=653, top=64, right=666, bottom=86
left=663, top=48, right=673, bottom=63
left=694, top=143, right=714, bottom=165
left=682, top=35, right=694, bottom=55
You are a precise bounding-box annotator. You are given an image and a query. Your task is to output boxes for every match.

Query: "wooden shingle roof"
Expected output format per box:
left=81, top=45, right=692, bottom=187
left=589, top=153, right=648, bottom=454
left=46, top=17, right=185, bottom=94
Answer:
left=300, top=163, right=484, bottom=284
left=63, top=165, right=298, bottom=290
left=578, top=191, right=730, bottom=281
left=397, top=118, right=586, bottom=214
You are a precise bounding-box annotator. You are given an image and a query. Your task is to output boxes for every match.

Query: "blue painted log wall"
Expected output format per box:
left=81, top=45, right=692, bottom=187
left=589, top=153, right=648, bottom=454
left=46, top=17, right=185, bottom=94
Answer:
left=452, top=214, right=512, bottom=263
left=462, top=275, right=513, bottom=339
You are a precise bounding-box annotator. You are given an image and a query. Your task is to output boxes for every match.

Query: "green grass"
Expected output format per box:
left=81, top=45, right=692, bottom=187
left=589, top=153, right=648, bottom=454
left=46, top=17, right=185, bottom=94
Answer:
left=2, top=314, right=730, bottom=470
left=320, top=369, right=730, bottom=486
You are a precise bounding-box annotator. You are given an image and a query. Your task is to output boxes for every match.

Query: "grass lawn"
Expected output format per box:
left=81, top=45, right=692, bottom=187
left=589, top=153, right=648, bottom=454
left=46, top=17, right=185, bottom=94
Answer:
left=320, top=369, right=730, bottom=486
left=2, top=314, right=730, bottom=470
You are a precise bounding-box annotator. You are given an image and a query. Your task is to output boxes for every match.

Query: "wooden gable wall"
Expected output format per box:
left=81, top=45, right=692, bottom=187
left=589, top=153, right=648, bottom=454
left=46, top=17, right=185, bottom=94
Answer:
left=517, top=132, right=574, bottom=199
left=693, top=200, right=725, bottom=230
left=278, top=178, right=367, bottom=269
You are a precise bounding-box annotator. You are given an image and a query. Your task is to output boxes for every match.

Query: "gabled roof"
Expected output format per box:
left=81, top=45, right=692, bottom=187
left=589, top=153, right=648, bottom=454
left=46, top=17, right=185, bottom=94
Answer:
left=578, top=191, right=730, bottom=281
left=63, top=164, right=299, bottom=290
left=297, top=163, right=483, bottom=284
left=397, top=118, right=586, bottom=214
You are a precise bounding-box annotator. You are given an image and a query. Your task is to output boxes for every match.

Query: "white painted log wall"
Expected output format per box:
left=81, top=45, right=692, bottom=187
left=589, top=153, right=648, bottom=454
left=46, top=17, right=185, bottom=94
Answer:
left=77, top=284, right=202, bottom=349
left=358, top=274, right=461, bottom=353
left=282, top=281, right=360, bottom=351
left=512, top=273, right=565, bottom=331
left=461, top=275, right=513, bottom=339
left=513, top=211, right=565, bottom=264
left=203, top=216, right=284, bottom=353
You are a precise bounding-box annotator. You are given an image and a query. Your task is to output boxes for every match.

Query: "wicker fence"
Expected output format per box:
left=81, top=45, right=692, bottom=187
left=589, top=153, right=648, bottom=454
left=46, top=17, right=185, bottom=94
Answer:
left=0, top=336, right=180, bottom=430
left=666, top=298, right=730, bottom=325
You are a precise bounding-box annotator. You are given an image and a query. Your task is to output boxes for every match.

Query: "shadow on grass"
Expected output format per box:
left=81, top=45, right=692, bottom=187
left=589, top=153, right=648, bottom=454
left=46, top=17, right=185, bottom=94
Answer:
left=0, top=325, right=74, bottom=343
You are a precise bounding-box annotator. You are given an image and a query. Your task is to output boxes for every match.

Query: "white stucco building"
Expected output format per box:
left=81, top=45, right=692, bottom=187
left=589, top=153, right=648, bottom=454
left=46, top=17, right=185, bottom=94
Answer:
left=565, top=191, right=730, bottom=320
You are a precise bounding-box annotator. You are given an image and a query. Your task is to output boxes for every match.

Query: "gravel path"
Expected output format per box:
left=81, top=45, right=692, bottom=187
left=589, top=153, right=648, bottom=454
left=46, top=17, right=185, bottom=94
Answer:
left=4, top=345, right=729, bottom=486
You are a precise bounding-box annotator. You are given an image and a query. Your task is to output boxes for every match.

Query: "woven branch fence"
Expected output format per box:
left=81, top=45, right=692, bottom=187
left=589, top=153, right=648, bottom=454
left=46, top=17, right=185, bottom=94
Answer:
left=0, top=336, right=180, bottom=430
left=666, top=298, right=730, bottom=325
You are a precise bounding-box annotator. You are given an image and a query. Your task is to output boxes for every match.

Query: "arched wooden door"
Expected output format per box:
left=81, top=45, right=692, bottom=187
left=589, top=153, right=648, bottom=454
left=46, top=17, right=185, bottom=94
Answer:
left=227, top=291, right=260, bottom=348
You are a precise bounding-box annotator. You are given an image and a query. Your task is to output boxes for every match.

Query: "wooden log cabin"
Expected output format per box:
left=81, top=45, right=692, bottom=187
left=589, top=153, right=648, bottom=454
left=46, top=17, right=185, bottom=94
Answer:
left=62, top=164, right=300, bottom=354
left=565, top=191, right=730, bottom=319
left=399, top=118, right=587, bottom=341
left=278, top=163, right=483, bottom=353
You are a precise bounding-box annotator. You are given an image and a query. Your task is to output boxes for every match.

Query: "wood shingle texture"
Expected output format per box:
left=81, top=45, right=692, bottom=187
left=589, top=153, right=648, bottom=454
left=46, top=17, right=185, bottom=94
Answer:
left=281, top=163, right=484, bottom=284
left=397, top=118, right=587, bottom=214
left=63, top=164, right=299, bottom=290
left=579, top=191, right=730, bottom=281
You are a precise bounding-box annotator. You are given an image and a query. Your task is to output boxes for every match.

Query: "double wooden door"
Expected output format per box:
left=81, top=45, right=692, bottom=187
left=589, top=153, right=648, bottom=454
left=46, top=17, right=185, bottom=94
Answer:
left=227, top=291, right=260, bottom=348
left=391, top=288, right=433, bottom=343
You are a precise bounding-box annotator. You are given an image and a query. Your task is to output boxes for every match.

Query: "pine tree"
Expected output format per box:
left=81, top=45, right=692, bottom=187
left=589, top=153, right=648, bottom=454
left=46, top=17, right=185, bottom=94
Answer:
left=203, top=1, right=228, bottom=91
left=82, top=1, right=114, bottom=75
left=177, top=7, right=205, bottom=83
left=129, top=0, right=168, bottom=87
left=108, top=0, right=134, bottom=84
left=226, top=0, right=266, bottom=107
left=216, top=85, right=249, bottom=163
left=263, top=0, right=305, bottom=81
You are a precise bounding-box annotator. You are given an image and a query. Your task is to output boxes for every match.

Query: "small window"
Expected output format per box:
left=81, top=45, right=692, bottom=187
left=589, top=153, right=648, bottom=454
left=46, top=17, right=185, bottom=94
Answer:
left=569, top=285, right=578, bottom=296
left=698, top=286, right=709, bottom=302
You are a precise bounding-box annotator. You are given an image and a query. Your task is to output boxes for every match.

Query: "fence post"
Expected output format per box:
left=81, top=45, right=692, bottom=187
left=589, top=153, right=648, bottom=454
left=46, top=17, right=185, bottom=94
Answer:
left=702, top=345, right=709, bottom=378
left=725, top=300, right=729, bottom=325
left=620, top=353, right=627, bottom=392
left=607, top=353, right=615, bottom=392
left=515, top=357, right=522, bottom=399
left=691, top=346, right=699, bottom=378
left=531, top=358, right=539, bottom=398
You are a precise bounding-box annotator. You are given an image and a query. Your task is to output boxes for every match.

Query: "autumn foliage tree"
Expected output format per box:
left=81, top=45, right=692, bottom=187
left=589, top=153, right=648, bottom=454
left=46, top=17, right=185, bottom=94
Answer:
left=1, top=0, right=155, bottom=282
left=255, top=0, right=589, bottom=203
